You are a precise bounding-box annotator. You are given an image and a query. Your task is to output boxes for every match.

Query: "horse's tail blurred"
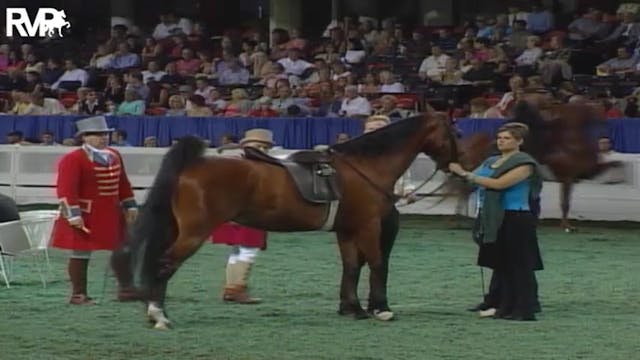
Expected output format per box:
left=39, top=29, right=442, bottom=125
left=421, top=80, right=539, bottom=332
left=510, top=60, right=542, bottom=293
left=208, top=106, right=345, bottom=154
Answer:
left=126, top=136, right=206, bottom=295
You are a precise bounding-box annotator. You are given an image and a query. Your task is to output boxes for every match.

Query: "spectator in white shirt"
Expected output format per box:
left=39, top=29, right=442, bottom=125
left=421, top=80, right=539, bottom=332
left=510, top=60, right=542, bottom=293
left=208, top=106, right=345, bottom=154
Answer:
left=152, top=12, right=192, bottom=40
left=340, top=85, right=372, bottom=117
left=418, top=45, right=451, bottom=79
left=378, top=70, right=405, bottom=93
left=277, top=48, right=313, bottom=77
left=51, top=59, right=89, bottom=90
left=89, top=44, right=114, bottom=70
left=515, top=36, right=543, bottom=66
left=194, top=77, right=215, bottom=104
left=141, top=60, right=166, bottom=84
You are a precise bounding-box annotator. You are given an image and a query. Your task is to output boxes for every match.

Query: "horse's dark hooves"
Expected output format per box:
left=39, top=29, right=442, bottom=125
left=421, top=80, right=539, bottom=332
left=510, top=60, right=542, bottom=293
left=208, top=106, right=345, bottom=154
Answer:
left=338, top=303, right=369, bottom=319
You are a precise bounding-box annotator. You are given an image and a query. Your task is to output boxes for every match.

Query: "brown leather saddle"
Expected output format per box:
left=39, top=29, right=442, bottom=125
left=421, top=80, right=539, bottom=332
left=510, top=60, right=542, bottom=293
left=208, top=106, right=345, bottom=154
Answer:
left=243, top=147, right=341, bottom=204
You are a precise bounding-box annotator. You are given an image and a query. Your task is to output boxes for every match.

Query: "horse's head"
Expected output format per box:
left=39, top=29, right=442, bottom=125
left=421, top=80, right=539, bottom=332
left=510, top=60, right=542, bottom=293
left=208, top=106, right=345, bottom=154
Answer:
left=419, top=112, right=459, bottom=170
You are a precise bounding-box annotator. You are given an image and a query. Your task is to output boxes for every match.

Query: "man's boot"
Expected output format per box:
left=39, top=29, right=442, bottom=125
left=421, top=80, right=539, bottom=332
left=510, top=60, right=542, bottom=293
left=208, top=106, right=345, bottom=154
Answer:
left=222, top=261, right=261, bottom=304
left=68, top=258, right=95, bottom=305
left=111, top=249, right=144, bottom=302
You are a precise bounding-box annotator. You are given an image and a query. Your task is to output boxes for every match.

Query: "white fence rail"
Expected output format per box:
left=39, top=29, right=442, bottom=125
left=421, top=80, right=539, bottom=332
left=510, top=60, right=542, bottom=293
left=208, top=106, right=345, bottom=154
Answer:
left=1, top=145, right=639, bottom=222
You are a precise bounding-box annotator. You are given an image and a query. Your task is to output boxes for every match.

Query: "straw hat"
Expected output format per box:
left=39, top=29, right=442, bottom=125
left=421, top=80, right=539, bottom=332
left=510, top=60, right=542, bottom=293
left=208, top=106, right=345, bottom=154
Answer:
left=75, top=116, right=114, bottom=136
left=240, top=128, right=274, bottom=147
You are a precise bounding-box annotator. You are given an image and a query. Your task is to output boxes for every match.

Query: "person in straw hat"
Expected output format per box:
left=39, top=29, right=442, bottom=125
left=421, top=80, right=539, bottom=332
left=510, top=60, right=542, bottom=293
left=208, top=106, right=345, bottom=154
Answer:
left=210, top=128, right=274, bottom=303
left=50, top=116, right=142, bottom=305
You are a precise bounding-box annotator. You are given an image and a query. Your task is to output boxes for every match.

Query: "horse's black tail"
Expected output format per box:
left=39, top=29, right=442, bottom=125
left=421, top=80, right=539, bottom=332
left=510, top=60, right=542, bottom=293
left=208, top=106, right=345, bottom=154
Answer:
left=127, top=136, right=206, bottom=294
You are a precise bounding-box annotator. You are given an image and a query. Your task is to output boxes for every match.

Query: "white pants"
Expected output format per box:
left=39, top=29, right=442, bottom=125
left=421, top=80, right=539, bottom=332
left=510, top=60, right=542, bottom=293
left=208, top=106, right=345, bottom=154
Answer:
left=227, top=246, right=259, bottom=264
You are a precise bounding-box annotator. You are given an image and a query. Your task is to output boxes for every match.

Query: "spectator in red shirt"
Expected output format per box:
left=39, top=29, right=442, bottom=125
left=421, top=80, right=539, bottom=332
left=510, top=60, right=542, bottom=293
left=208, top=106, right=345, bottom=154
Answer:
left=176, top=48, right=202, bottom=76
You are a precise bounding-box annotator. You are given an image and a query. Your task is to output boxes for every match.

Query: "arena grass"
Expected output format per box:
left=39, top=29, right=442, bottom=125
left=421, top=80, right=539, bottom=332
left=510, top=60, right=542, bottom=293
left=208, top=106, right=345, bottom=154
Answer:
left=1, top=216, right=638, bottom=360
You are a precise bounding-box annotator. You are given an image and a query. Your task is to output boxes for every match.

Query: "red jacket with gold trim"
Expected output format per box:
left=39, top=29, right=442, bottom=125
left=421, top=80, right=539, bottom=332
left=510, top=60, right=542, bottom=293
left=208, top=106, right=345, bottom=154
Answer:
left=51, top=146, right=137, bottom=251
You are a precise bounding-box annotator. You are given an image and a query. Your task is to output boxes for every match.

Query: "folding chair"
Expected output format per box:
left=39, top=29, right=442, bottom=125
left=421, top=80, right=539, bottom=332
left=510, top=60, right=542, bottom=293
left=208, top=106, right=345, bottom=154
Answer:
left=0, top=220, right=33, bottom=288
left=19, top=210, right=58, bottom=282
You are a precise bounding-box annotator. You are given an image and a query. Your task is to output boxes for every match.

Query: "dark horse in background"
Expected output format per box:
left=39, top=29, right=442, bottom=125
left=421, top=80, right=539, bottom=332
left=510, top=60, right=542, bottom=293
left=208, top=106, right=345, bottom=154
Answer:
left=111, top=112, right=458, bottom=329
left=456, top=99, right=621, bottom=231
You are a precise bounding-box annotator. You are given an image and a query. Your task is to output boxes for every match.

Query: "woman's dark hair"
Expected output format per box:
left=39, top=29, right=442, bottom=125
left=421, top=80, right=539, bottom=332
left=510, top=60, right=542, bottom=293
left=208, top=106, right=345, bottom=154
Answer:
left=189, top=94, right=206, bottom=107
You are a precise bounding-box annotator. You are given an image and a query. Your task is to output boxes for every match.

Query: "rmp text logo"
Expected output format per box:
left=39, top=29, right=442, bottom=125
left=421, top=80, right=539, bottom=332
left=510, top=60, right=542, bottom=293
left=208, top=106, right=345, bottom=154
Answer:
left=5, top=8, right=70, bottom=37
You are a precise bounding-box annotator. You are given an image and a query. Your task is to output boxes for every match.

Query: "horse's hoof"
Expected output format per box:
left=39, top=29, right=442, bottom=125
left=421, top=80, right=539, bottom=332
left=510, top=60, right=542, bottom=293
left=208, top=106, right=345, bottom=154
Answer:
left=372, top=310, right=394, bottom=321
left=353, top=309, right=370, bottom=320
left=153, top=322, right=170, bottom=330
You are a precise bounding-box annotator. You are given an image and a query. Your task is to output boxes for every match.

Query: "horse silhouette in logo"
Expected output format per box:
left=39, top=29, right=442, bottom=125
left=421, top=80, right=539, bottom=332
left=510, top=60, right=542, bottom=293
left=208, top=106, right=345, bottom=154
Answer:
left=42, top=9, right=70, bottom=37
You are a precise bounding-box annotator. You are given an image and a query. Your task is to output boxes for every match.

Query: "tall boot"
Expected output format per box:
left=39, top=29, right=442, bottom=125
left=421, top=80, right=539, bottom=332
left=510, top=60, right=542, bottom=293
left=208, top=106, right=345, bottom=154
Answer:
left=222, top=261, right=261, bottom=304
left=68, top=258, right=95, bottom=305
left=110, top=250, right=144, bottom=302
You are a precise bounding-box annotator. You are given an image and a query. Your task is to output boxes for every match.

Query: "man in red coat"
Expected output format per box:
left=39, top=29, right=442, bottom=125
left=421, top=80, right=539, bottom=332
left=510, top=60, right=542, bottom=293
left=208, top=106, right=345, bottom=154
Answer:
left=211, top=128, right=271, bottom=304
left=51, top=116, right=140, bottom=305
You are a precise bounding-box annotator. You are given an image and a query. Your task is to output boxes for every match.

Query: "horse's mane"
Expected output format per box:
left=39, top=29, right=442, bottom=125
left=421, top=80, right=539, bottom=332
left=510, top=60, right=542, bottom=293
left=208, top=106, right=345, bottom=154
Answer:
left=330, top=114, right=427, bottom=157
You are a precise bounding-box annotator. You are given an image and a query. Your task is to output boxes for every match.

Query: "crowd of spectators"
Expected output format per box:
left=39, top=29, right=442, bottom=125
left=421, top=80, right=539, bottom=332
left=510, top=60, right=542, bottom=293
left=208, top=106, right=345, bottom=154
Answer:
left=1, top=3, right=640, bottom=146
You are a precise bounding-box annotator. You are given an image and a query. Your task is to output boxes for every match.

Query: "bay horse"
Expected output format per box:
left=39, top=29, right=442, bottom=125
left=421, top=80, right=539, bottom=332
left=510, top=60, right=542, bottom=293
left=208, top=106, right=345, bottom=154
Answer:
left=455, top=100, right=621, bottom=231
left=112, top=112, right=458, bottom=329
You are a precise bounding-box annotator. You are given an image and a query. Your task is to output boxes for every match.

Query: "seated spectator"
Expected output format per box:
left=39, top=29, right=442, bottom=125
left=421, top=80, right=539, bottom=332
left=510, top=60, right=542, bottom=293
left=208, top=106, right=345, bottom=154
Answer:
left=89, top=44, right=114, bottom=70
left=39, top=130, right=59, bottom=146
left=103, top=73, right=125, bottom=104
left=141, top=37, right=164, bottom=64
left=186, top=95, right=213, bottom=117
left=175, top=48, right=202, bottom=76
left=376, top=95, right=412, bottom=120
left=473, top=38, right=493, bottom=62
left=469, top=97, right=491, bottom=118
left=24, top=52, right=45, bottom=74
left=568, top=10, right=609, bottom=43
left=79, top=89, right=106, bottom=115
left=51, top=58, right=89, bottom=90
left=314, top=43, right=341, bottom=64
left=418, top=45, right=450, bottom=80
left=22, top=91, right=66, bottom=115
left=527, top=2, right=554, bottom=34
left=304, top=68, right=332, bottom=97
left=159, top=62, right=184, bottom=85
left=357, top=72, right=380, bottom=95
left=218, top=59, right=251, bottom=86
left=142, top=60, right=167, bottom=84
left=144, top=136, right=158, bottom=147
left=125, top=72, right=150, bottom=102
left=286, top=28, right=308, bottom=52
left=108, top=42, right=140, bottom=70
left=41, top=58, right=64, bottom=87
left=436, top=58, right=466, bottom=85
left=166, top=95, right=187, bottom=116
left=462, top=59, right=495, bottom=86
left=239, top=40, right=258, bottom=68
left=538, top=35, right=572, bottom=85
left=252, top=51, right=275, bottom=78
left=8, top=91, right=30, bottom=114
left=340, top=85, right=371, bottom=117
left=272, top=85, right=297, bottom=115
left=597, top=47, right=637, bottom=75
left=599, top=12, right=640, bottom=48
left=602, top=99, right=624, bottom=118
left=343, top=38, right=367, bottom=65
left=277, top=48, right=313, bottom=78
left=209, top=88, right=227, bottom=114
left=69, top=87, right=89, bottom=114
left=222, top=88, right=253, bottom=116
left=152, top=12, right=192, bottom=40
left=260, top=62, right=288, bottom=88
left=378, top=70, right=405, bottom=93
left=5, top=68, right=28, bottom=91
left=506, top=20, right=532, bottom=54
left=515, top=36, right=543, bottom=67
left=111, top=129, right=132, bottom=146
left=115, top=89, right=145, bottom=115
left=248, top=97, right=279, bottom=117
left=6, top=131, right=30, bottom=145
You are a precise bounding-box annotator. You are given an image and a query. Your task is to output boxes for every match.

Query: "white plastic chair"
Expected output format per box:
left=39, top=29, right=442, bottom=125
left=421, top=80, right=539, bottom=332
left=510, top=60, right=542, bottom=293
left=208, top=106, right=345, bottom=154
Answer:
left=0, top=220, right=34, bottom=288
left=19, top=210, right=57, bottom=277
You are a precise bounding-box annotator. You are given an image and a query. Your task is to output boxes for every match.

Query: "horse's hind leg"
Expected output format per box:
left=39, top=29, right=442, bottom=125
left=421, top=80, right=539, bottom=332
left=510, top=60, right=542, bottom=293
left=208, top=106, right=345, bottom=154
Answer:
left=336, top=232, right=367, bottom=319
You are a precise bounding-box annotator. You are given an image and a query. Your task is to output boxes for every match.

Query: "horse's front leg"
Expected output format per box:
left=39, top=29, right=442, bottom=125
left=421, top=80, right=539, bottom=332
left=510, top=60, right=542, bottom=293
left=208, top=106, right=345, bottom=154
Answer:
left=560, top=181, right=575, bottom=232
left=367, top=208, right=399, bottom=321
left=336, top=231, right=367, bottom=319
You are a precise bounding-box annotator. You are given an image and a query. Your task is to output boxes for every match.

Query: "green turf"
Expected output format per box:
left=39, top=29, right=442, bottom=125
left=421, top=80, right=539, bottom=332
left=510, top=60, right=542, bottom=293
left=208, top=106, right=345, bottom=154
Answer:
left=1, top=216, right=639, bottom=360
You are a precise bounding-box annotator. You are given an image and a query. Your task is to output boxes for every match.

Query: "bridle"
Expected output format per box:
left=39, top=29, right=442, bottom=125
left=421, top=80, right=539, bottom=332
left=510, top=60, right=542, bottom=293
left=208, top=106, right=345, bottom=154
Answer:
left=330, top=115, right=460, bottom=206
